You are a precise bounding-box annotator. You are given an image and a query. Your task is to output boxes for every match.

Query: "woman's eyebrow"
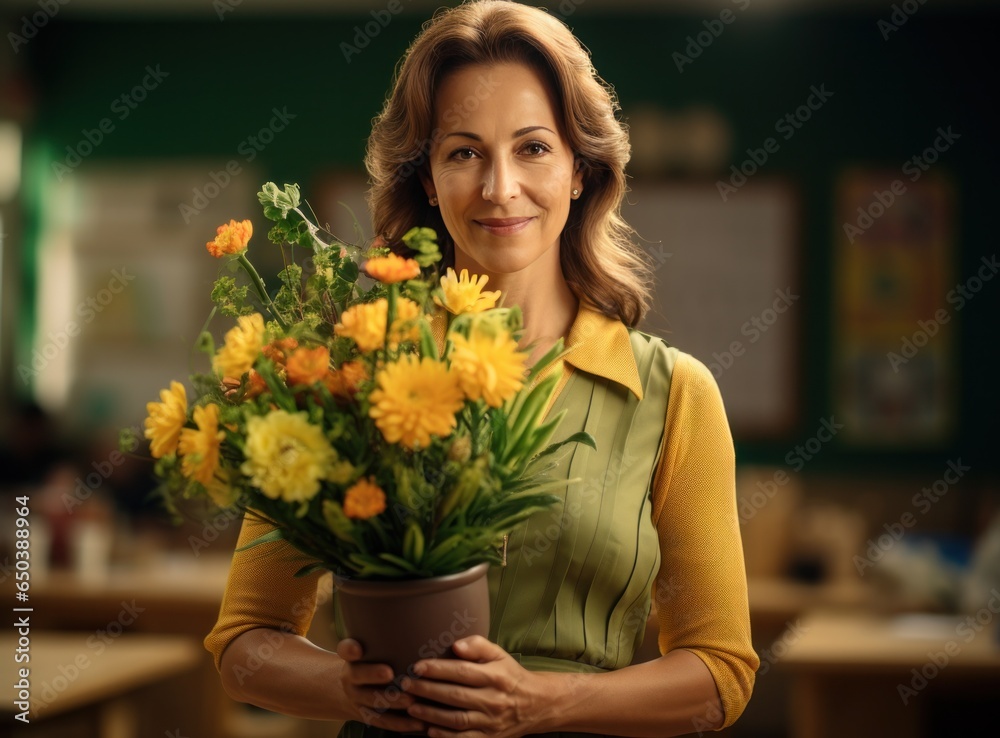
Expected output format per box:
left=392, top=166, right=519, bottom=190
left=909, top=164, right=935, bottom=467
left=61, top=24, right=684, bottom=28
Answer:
left=440, top=125, right=555, bottom=141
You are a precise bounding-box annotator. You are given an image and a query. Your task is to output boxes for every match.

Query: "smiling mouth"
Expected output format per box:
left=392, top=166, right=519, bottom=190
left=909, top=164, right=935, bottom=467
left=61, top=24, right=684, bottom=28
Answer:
left=474, top=217, right=535, bottom=235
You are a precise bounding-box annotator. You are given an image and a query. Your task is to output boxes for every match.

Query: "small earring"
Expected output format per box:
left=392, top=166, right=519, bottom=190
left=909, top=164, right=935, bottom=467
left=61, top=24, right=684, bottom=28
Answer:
left=571, top=189, right=580, bottom=199
left=429, top=195, right=438, bottom=206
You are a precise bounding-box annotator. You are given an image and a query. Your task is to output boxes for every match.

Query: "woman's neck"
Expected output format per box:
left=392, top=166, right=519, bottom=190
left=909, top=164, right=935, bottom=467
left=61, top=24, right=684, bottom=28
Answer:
left=454, top=250, right=579, bottom=367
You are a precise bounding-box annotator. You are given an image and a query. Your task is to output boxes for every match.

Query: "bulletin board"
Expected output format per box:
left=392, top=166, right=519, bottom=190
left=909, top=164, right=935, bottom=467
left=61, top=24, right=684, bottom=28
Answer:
left=624, top=180, right=800, bottom=439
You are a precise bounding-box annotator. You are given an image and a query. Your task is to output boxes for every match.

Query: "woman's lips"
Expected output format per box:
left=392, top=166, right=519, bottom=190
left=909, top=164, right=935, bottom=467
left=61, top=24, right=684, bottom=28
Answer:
left=475, top=217, right=534, bottom=236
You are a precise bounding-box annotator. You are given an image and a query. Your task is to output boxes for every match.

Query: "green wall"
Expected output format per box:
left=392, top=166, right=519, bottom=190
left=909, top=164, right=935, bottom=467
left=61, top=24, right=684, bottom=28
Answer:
left=20, top=6, right=999, bottom=475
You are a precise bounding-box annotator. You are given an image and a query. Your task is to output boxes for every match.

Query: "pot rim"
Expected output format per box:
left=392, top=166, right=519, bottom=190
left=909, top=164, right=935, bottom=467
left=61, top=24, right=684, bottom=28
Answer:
left=333, top=561, right=491, bottom=597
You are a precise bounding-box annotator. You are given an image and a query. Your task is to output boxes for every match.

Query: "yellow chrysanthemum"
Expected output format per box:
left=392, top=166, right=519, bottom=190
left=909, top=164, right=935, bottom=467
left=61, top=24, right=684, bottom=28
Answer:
left=449, top=329, right=528, bottom=407
left=335, top=301, right=386, bottom=352
left=343, top=477, right=387, bottom=519
left=335, top=298, right=422, bottom=352
left=178, top=404, right=225, bottom=486
left=364, top=253, right=420, bottom=284
left=240, top=409, right=339, bottom=504
left=368, top=354, right=464, bottom=449
left=207, top=219, right=253, bottom=258
left=433, top=268, right=501, bottom=314
left=214, top=313, right=265, bottom=378
left=144, top=381, right=188, bottom=458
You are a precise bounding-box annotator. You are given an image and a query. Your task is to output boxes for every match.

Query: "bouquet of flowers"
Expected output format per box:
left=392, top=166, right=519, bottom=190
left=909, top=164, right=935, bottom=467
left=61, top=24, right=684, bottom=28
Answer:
left=134, top=182, right=594, bottom=581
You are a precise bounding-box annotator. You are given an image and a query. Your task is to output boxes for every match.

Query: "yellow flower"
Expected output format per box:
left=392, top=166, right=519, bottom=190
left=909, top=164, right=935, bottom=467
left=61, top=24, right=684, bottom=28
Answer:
left=207, top=219, right=253, bottom=258
left=335, top=298, right=422, bottom=352
left=286, top=346, right=330, bottom=386
left=214, top=313, right=265, bottom=378
left=241, top=409, right=339, bottom=504
left=343, top=477, right=387, bottom=519
left=335, top=300, right=386, bottom=352
left=390, top=297, right=421, bottom=346
left=368, top=354, right=464, bottom=449
left=327, top=458, right=356, bottom=486
left=178, top=403, right=225, bottom=486
left=144, top=381, right=188, bottom=458
left=434, top=268, right=501, bottom=314
left=449, top=328, right=528, bottom=407
left=364, top=253, right=420, bottom=283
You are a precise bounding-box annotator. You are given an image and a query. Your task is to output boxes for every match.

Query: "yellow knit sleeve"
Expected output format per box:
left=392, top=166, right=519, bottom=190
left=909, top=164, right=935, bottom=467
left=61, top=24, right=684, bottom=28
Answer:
left=650, top=352, right=758, bottom=728
left=203, top=513, right=327, bottom=671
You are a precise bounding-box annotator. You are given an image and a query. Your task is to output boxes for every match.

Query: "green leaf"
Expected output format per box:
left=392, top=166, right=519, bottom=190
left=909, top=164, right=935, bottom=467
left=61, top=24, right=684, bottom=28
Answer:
left=235, top=527, right=287, bottom=552
left=293, top=562, right=327, bottom=578
left=533, top=430, right=597, bottom=462
left=258, top=182, right=301, bottom=220
left=378, top=552, right=420, bottom=573
left=323, top=500, right=356, bottom=543
left=403, top=520, right=425, bottom=563
left=418, top=319, right=439, bottom=361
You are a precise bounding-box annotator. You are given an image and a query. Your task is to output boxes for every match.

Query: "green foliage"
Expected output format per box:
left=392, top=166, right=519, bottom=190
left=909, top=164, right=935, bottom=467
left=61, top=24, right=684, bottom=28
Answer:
left=211, top=276, right=253, bottom=317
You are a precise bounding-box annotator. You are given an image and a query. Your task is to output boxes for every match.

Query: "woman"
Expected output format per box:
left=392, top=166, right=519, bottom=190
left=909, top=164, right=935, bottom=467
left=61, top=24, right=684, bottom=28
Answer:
left=205, top=1, right=758, bottom=735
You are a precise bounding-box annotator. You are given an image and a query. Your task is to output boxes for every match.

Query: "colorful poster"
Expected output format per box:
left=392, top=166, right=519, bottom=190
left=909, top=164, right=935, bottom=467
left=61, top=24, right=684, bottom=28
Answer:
left=834, top=171, right=955, bottom=445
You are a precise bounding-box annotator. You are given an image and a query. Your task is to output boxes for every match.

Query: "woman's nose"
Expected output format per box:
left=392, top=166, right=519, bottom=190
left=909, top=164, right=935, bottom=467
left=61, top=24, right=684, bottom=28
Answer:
left=481, top=158, right=520, bottom=203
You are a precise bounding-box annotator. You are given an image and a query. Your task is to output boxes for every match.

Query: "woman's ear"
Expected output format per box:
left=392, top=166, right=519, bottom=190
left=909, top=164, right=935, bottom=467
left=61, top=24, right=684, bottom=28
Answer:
left=572, top=156, right=586, bottom=194
left=418, top=170, right=435, bottom=201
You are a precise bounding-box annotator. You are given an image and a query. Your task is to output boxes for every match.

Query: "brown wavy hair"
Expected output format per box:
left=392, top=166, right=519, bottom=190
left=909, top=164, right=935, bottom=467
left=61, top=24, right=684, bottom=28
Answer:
left=364, top=0, right=652, bottom=326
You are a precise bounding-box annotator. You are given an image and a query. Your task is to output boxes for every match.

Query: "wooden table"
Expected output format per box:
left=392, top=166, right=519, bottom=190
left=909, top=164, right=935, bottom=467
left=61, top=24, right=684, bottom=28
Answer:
left=1, top=631, right=201, bottom=738
left=19, top=554, right=235, bottom=738
left=28, top=553, right=233, bottom=634
left=777, top=611, right=1000, bottom=738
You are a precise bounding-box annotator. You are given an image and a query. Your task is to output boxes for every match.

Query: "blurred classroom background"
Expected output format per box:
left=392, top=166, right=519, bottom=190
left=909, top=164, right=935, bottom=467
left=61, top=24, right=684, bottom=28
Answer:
left=1, top=0, right=998, bottom=737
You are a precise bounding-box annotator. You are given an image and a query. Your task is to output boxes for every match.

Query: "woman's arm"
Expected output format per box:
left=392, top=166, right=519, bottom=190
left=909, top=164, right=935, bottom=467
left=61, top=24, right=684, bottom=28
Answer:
left=647, top=352, right=758, bottom=727
left=220, top=630, right=427, bottom=732
left=400, top=637, right=721, bottom=737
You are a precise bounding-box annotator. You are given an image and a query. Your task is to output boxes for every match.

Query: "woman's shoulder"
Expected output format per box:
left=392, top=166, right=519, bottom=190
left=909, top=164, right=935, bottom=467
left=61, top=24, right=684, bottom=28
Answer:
left=625, top=328, right=724, bottom=404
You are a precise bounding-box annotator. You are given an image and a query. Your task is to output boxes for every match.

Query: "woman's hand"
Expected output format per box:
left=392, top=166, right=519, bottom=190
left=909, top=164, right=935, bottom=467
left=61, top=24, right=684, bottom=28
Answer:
left=400, top=636, right=551, bottom=738
left=336, top=638, right=428, bottom=734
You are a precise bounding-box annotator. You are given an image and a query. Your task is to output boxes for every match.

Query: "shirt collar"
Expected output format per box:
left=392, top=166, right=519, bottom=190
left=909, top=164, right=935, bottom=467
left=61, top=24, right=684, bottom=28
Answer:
left=562, top=302, right=644, bottom=402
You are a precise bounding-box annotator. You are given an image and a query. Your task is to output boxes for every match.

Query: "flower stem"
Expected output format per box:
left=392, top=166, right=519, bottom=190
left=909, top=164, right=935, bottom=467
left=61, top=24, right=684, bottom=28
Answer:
left=384, top=282, right=398, bottom=358
left=237, top=253, right=287, bottom=330
left=470, top=403, right=481, bottom=458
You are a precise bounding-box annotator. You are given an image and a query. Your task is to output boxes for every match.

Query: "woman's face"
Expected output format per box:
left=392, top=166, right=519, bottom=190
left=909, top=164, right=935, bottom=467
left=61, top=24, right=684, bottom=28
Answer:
left=422, top=62, right=584, bottom=276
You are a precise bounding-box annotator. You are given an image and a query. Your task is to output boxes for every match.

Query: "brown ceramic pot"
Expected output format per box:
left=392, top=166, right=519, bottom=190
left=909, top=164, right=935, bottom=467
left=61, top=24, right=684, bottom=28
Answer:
left=335, top=562, right=491, bottom=678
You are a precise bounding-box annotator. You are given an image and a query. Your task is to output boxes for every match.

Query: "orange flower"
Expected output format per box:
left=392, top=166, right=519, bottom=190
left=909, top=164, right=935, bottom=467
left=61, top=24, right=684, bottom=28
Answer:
left=343, top=477, right=387, bottom=519
left=286, top=346, right=330, bottom=386
left=363, top=253, right=420, bottom=284
left=206, top=219, right=253, bottom=258
left=244, top=369, right=269, bottom=400
left=323, top=360, right=368, bottom=399
left=263, top=337, right=299, bottom=366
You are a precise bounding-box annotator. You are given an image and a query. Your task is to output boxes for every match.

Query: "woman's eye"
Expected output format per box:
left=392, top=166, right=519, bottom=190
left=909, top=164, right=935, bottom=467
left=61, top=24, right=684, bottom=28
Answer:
left=524, top=141, right=550, bottom=156
left=448, top=141, right=550, bottom=160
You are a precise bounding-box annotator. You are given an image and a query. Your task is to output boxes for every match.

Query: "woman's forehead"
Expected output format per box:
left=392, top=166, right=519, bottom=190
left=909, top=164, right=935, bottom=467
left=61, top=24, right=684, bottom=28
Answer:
left=434, top=63, right=562, bottom=133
